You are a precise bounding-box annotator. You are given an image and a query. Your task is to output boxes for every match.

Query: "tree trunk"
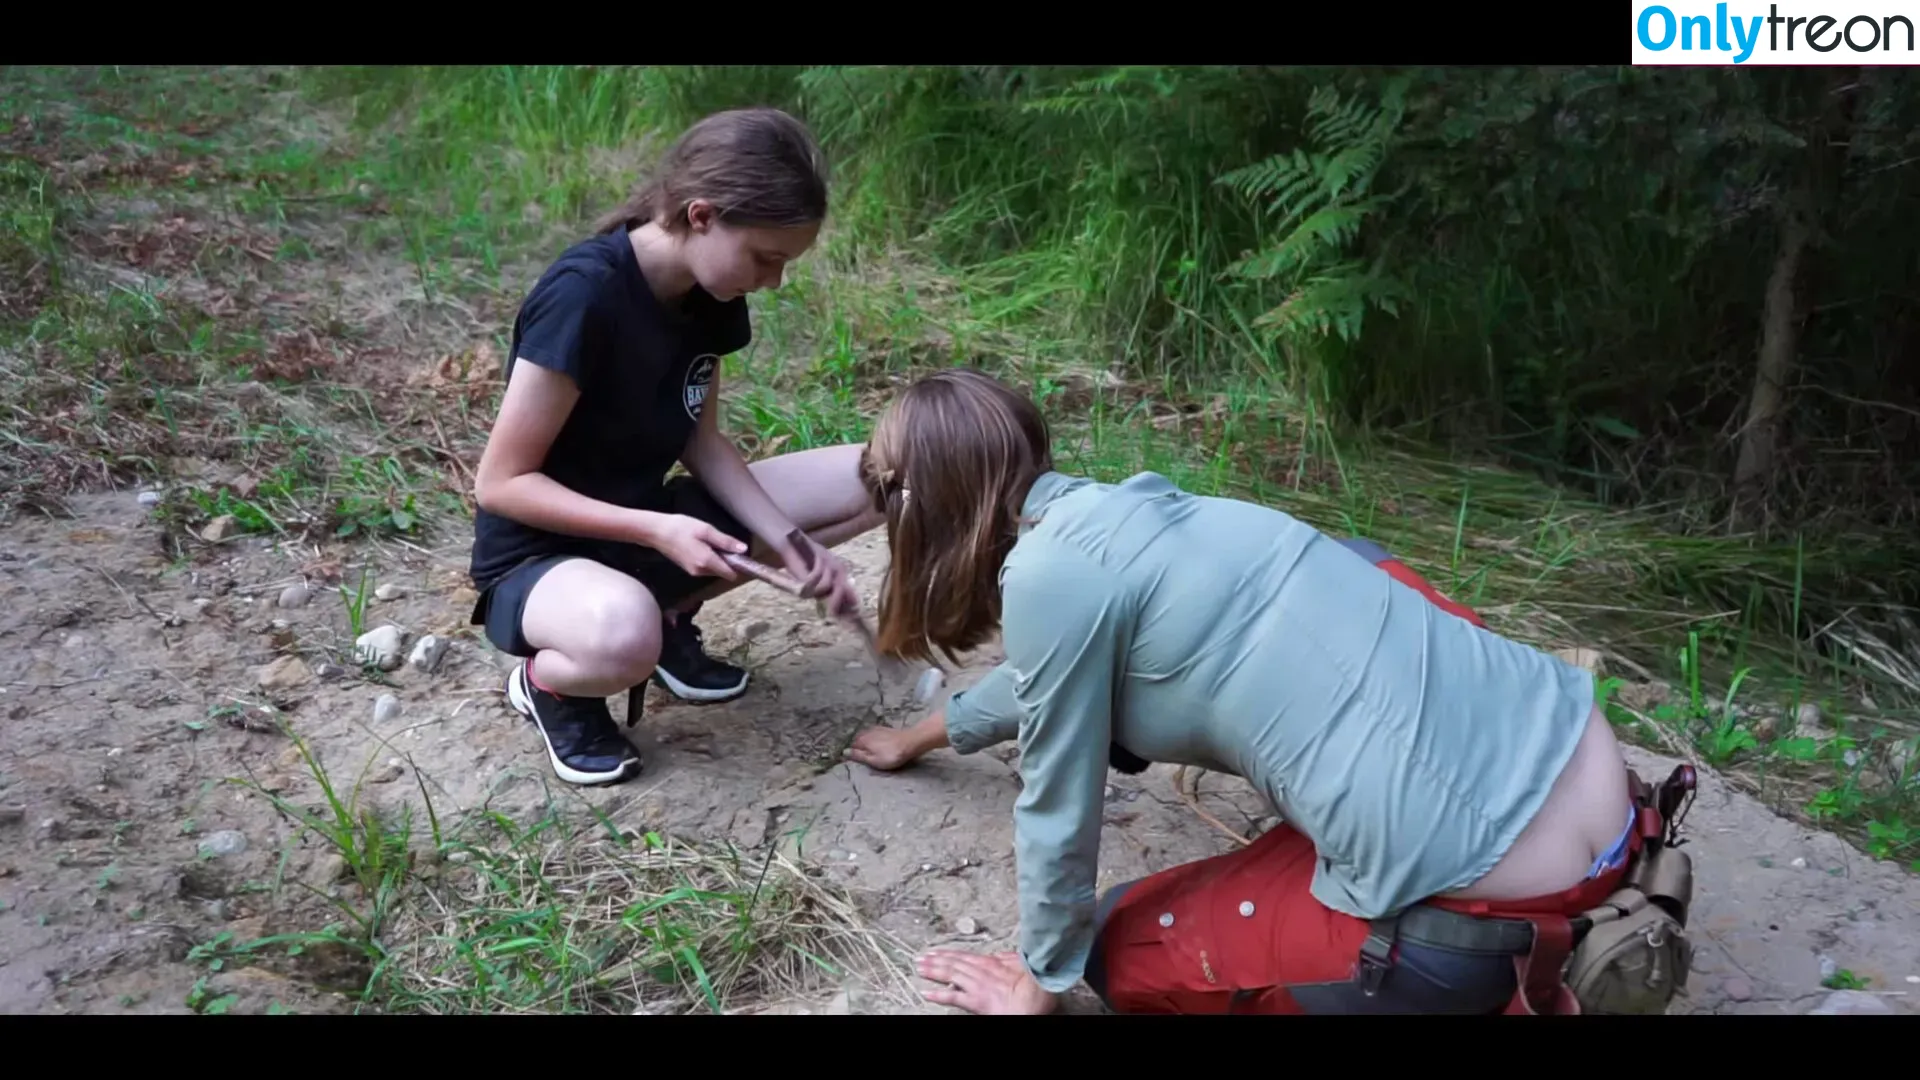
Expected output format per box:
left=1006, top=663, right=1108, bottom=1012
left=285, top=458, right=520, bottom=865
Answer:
left=1731, top=67, right=1860, bottom=533
left=1732, top=209, right=1810, bottom=530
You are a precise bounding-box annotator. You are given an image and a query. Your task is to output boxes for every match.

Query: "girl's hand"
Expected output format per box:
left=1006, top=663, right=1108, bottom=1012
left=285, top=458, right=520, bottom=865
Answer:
left=641, top=513, right=745, bottom=580
left=845, top=725, right=925, bottom=771
left=781, top=531, right=859, bottom=619
left=916, top=950, right=1059, bottom=1015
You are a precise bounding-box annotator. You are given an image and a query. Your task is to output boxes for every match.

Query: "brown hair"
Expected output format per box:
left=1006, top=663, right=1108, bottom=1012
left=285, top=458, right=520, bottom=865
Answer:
left=862, top=368, right=1054, bottom=666
left=594, top=107, right=828, bottom=236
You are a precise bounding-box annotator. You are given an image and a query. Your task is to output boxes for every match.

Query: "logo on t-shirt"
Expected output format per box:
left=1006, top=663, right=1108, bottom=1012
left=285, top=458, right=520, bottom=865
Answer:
left=684, top=354, right=717, bottom=420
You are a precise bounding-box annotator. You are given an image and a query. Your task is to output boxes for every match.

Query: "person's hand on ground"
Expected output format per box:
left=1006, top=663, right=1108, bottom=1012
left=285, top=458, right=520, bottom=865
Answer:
left=916, top=949, right=1058, bottom=1015
left=845, top=725, right=925, bottom=771
left=845, top=713, right=950, bottom=772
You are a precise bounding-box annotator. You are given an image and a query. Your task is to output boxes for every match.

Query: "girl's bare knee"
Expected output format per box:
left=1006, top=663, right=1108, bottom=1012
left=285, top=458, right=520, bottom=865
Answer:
left=523, top=561, right=663, bottom=684
left=580, top=600, right=662, bottom=684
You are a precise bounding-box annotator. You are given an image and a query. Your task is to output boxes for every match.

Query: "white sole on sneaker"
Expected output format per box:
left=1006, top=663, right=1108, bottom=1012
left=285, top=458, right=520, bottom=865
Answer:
left=505, top=665, right=640, bottom=786
left=652, top=665, right=748, bottom=703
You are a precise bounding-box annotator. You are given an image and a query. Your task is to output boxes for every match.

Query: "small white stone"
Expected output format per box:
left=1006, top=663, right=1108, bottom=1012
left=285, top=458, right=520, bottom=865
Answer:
left=137, top=490, right=162, bottom=507
left=408, top=634, right=449, bottom=673
left=374, top=583, right=406, bottom=601
left=955, top=916, right=978, bottom=935
left=197, top=830, right=248, bottom=858
left=354, top=625, right=405, bottom=671
left=373, top=694, right=401, bottom=725
left=1791, top=857, right=1807, bottom=868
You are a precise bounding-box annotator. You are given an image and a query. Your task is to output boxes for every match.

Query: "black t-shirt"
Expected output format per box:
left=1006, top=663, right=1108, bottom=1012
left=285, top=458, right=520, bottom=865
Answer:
left=469, top=231, right=751, bottom=590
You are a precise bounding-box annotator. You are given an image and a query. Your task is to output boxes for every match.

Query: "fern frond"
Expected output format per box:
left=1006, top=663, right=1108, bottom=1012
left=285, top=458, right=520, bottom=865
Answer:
left=1253, top=264, right=1409, bottom=344
left=1216, top=148, right=1316, bottom=201
left=1227, top=202, right=1381, bottom=280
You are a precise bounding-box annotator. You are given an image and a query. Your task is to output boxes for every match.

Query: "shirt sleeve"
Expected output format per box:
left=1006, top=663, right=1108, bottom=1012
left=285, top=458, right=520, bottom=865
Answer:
left=941, top=662, right=1023, bottom=755
left=512, top=268, right=605, bottom=387
left=1000, top=539, right=1131, bottom=995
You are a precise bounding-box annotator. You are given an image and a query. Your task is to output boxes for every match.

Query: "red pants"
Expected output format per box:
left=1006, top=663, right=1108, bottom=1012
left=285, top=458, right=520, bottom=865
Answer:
left=1093, top=823, right=1634, bottom=1014
left=1091, top=539, right=1546, bottom=1014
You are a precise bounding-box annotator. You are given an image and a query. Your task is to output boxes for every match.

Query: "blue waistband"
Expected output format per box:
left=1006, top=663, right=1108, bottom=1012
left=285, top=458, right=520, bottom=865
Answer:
left=1588, top=803, right=1637, bottom=879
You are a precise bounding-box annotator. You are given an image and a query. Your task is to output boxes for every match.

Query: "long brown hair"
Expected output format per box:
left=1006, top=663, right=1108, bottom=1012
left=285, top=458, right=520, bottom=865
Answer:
left=862, top=368, right=1054, bottom=666
left=593, top=107, right=829, bottom=236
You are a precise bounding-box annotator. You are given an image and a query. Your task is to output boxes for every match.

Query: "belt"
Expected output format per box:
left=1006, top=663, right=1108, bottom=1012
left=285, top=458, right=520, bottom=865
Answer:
left=1391, top=903, right=1577, bottom=956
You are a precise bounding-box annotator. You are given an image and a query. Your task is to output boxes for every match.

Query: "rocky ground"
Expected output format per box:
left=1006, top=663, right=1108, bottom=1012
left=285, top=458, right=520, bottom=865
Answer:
left=3, top=488, right=1917, bottom=1015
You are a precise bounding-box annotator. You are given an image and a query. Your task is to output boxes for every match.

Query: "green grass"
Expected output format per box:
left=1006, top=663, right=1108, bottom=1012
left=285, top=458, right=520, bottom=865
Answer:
left=3, top=64, right=1918, bottom=1012
left=205, top=720, right=918, bottom=1015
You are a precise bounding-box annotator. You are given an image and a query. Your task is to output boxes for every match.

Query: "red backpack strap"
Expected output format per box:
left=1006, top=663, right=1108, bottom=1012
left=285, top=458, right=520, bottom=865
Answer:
left=1376, top=558, right=1489, bottom=628
left=1505, top=915, right=1582, bottom=1015
left=1334, top=535, right=1489, bottom=628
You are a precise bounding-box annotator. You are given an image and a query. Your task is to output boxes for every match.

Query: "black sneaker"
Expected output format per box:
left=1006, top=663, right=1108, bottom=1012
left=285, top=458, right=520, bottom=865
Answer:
left=505, top=663, right=642, bottom=786
left=651, top=611, right=749, bottom=703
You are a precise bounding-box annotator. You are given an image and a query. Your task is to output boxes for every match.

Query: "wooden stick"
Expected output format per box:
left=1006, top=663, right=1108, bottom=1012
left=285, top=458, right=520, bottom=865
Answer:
left=719, top=552, right=905, bottom=678
left=720, top=551, right=809, bottom=596
left=1172, top=765, right=1253, bottom=848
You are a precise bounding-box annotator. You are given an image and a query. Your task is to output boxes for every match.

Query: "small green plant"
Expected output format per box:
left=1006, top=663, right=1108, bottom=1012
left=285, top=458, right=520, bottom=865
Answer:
left=1631, top=632, right=1761, bottom=766
left=1807, top=778, right=1869, bottom=823
left=228, top=718, right=433, bottom=945
left=1822, top=968, right=1870, bottom=991
left=185, top=976, right=240, bottom=1015
left=1863, top=817, right=1918, bottom=866
left=333, top=492, right=418, bottom=538
left=185, top=486, right=279, bottom=536
left=339, top=567, right=373, bottom=640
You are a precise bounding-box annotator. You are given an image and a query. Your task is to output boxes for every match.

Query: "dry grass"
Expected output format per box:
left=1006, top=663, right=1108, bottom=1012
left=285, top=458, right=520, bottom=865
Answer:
left=219, top=719, right=927, bottom=1017
left=368, top=827, right=923, bottom=1015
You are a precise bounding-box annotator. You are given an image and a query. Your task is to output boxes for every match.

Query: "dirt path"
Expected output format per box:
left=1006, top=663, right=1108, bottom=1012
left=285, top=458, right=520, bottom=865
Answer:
left=3, top=489, right=1917, bottom=1015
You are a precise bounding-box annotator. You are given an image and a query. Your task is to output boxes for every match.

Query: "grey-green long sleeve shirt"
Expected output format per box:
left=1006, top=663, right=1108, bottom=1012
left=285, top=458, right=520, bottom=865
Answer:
left=944, top=470, right=1596, bottom=994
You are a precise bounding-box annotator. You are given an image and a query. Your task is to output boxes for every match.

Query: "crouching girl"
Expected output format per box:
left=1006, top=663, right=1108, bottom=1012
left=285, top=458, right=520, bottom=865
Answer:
left=469, top=107, right=882, bottom=787
left=845, top=368, right=1692, bottom=1015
